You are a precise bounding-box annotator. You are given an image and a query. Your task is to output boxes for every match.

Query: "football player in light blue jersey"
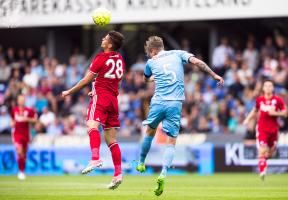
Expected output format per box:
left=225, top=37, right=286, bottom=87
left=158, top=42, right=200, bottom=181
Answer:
left=136, top=36, right=224, bottom=196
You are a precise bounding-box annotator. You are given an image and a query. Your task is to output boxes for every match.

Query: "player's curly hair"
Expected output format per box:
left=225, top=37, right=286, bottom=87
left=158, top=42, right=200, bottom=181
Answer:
left=108, top=30, right=124, bottom=51
left=144, top=36, right=164, bottom=56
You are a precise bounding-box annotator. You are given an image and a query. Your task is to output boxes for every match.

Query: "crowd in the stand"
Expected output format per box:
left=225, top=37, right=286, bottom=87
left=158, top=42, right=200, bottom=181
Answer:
left=0, top=33, right=288, bottom=137
left=179, top=34, right=288, bottom=137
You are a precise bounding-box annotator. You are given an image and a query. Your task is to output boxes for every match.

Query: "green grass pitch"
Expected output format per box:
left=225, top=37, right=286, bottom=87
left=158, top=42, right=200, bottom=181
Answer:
left=0, top=173, right=287, bottom=200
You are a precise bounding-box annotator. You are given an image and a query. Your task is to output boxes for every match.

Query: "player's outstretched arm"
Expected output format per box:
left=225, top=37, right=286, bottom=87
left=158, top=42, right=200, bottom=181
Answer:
left=62, top=71, right=96, bottom=98
left=268, top=108, right=288, bottom=117
left=25, top=116, right=37, bottom=124
left=243, top=107, right=257, bottom=126
left=188, top=57, right=224, bottom=85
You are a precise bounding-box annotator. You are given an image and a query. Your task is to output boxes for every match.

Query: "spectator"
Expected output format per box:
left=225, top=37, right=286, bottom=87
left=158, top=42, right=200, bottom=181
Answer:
left=72, top=47, right=86, bottom=66
left=237, top=62, right=253, bottom=86
left=6, top=47, right=16, bottom=64
left=71, top=94, right=88, bottom=121
left=65, top=56, right=84, bottom=88
left=197, top=116, right=210, bottom=133
left=26, top=48, right=35, bottom=63
left=0, top=45, right=4, bottom=60
left=46, top=118, right=64, bottom=136
left=118, top=89, right=130, bottom=113
left=211, top=116, right=222, bottom=134
left=261, top=56, right=278, bottom=78
left=0, top=59, right=11, bottom=83
left=35, top=92, right=49, bottom=114
left=228, top=110, right=237, bottom=133
left=180, top=38, right=191, bottom=52
left=212, top=37, right=234, bottom=75
left=224, top=61, right=238, bottom=87
left=261, top=36, right=276, bottom=60
left=25, top=88, right=37, bottom=108
left=39, top=45, right=47, bottom=62
left=131, top=54, right=145, bottom=71
left=17, top=48, right=26, bottom=67
left=0, top=106, right=11, bottom=134
left=30, top=59, right=44, bottom=78
left=243, top=40, right=259, bottom=71
left=275, top=34, right=287, bottom=52
left=23, top=66, right=39, bottom=88
left=39, top=107, right=56, bottom=130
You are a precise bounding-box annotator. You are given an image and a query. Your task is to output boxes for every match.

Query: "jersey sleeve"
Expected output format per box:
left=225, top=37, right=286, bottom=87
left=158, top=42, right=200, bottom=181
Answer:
left=174, top=50, right=194, bottom=64
left=89, top=55, right=104, bottom=74
left=144, top=61, right=152, bottom=78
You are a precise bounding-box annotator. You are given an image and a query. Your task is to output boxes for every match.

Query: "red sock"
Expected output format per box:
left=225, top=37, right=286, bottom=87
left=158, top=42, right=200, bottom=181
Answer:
left=258, top=157, right=267, bottom=173
left=88, top=128, right=101, bottom=160
left=17, top=156, right=26, bottom=172
left=17, top=146, right=27, bottom=172
left=109, top=142, right=122, bottom=176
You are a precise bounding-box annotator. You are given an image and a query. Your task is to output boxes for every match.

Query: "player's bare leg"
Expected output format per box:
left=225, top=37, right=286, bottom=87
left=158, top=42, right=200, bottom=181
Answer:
left=82, top=120, right=103, bottom=174
left=268, top=144, right=277, bottom=158
left=104, top=128, right=122, bottom=190
left=259, top=144, right=277, bottom=181
left=258, top=145, right=269, bottom=181
left=16, top=144, right=27, bottom=180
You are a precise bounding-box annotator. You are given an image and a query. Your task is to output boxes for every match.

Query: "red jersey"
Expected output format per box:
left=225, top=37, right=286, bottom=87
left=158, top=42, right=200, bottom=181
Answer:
left=255, top=95, right=286, bottom=133
left=11, top=106, right=36, bottom=138
left=89, top=51, right=125, bottom=97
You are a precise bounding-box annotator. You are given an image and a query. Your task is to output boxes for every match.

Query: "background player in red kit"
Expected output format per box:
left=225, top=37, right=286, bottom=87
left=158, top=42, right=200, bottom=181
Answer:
left=11, top=95, right=37, bottom=180
left=62, top=30, right=125, bottom=189
left=243, top=80, right=287, bottom=180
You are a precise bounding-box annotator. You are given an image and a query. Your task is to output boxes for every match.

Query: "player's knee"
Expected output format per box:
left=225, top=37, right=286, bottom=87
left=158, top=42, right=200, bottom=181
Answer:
left=259, top=146, right=268, bottom=157
left=86, top=120, right=100, bottom=132
left=268, top=147, right=276, bottom=158
left=16, top=148, right=24, bottom=157
left=167, top=137, right=177, bottom=145
left=105, top=137, right=116, bottom=146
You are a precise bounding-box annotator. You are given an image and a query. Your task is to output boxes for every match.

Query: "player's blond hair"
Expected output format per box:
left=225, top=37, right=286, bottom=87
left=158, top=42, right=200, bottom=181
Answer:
left=144, top=36, right=164, bottom=55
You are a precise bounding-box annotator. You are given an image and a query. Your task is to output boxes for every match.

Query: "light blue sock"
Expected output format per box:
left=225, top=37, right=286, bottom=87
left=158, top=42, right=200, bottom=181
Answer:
left=161, top=144, right=175, bottom=177
left=139, top=135, right=154, bottom=164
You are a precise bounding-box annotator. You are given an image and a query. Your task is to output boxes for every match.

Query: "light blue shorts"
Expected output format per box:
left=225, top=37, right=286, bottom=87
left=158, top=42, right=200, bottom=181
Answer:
left=142, top=100, right=182, bottom=138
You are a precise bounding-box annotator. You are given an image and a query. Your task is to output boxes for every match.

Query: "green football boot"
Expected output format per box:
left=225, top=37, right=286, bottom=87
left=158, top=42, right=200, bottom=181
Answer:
left=136, top=163, right=146, bottom=173
left=154, top=174, right=165, bottom=196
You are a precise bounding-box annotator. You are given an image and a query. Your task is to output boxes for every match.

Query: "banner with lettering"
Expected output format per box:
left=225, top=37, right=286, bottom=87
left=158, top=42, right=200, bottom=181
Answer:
left=0, top=0, right=288, bottom=27
left=0, top=143, right=214, bottom=175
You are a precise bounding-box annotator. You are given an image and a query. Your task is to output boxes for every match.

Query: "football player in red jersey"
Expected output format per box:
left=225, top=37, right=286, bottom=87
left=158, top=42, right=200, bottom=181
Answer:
left=243, top=80, right=287, bottom=180
left=11, top=95, right=37, bottom=180
left=62, top=30, right=125, bottom=189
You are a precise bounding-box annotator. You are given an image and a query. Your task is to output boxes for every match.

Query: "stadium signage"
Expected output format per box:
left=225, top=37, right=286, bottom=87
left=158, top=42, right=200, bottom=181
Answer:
left=0, top=144, right=213, bottom=175
left=126, top=0, right=252, bottom=9
left=225, top=143, right=288, bottom=166
left=0, top=0, right=287, bottom=27
left=213, top=144, right=288, bottom=173
left=0, top=148, right=60, bottom=173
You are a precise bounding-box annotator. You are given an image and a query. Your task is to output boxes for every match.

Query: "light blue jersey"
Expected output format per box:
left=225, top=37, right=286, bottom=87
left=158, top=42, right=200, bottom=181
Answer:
left=144, top=50, right=194, bottom=101
left=143, top=50, right=194, bottom=137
